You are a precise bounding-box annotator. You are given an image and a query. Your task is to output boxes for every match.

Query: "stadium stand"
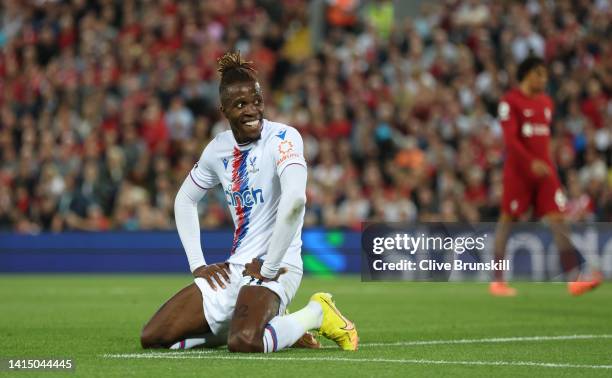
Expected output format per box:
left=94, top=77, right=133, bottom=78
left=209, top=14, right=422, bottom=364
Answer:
left=0, top=0, right=610, bottom=232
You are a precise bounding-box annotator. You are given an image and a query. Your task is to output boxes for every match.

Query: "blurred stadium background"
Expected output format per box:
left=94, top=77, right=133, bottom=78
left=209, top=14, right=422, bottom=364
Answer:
left=1, top=2, right=612, bottom=376
left=0, top=0, right=611, bottom=275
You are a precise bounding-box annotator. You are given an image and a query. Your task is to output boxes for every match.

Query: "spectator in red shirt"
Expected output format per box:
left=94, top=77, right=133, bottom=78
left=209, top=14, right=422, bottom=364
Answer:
left=581, top=78, right=608, bottom=129
left=141, top=98, right=169, bottom=154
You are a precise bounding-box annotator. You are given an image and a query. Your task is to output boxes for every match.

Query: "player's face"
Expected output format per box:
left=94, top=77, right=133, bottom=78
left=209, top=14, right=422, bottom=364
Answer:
left=528, top=65, right=548, bottom=93
left=221, top=81, right=264, bottom=144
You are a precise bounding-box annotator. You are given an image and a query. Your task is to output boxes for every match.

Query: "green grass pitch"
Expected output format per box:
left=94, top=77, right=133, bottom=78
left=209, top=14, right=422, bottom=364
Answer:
left=1, top=275, right=611, bottom=377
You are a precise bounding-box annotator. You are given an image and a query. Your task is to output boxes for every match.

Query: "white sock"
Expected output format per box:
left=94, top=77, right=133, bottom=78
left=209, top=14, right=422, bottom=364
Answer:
left=169, top=332, right=226, bottom=350
left=262, top=301, right=323, bottom=353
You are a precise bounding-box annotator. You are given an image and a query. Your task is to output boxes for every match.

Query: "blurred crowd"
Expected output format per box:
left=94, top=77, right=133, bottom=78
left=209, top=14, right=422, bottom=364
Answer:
left=0, top=0, right=611, bottom=233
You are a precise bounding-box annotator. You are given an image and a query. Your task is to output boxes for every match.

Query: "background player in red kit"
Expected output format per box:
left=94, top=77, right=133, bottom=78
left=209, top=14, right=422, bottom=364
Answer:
left=491, top=57, right=602, bottom=297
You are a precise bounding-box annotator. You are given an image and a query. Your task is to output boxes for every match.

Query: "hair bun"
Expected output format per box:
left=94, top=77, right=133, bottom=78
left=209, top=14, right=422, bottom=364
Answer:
left=217, top=51, right=257, bottom=75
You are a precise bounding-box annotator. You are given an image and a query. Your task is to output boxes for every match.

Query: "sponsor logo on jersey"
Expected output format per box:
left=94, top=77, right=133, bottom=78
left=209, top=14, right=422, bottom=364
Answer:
left=277, top=140, right=301, bottom=166
left=276, top=129, right=287, bottom=140
left=225, top=185, right=265, bottom=207
left=521, top=122, right=549, bottom=137
left=523, top=109, right=534, bottom=117
left=278, top=140, right=293, bottom=154
left=222, top=157, right=229, bottom=170
left=278, top=140, right=299, bottom=165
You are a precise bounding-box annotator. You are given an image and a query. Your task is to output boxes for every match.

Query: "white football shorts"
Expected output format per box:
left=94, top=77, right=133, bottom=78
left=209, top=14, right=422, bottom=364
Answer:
left=194, top=262, right=302, bottom=336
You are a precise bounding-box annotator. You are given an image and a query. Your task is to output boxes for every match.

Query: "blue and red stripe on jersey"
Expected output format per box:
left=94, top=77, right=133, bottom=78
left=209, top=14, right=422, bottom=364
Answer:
left=230, top=147, right=252, bottom=254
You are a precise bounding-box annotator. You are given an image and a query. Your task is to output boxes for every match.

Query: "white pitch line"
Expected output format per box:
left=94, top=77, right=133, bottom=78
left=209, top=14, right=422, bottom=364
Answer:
left=357, top=334, right=612, bottom=348
left=103, top=334, right=612, bottom=356
left=102, top=333, right=612, bottom=360
left=102, top=355, right=612, bottom=370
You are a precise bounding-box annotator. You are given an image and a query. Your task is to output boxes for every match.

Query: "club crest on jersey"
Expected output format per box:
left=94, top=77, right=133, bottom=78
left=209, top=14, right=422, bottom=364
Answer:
left=222, top=157, right=229, bottom=170
left=276, top=129, right=287, bottom=140
left=248, top=156, right=259, bottom=174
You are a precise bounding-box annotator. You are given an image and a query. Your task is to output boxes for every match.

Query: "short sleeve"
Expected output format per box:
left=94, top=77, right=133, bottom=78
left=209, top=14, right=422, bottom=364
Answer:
left=272, top=127, right=307, bottom=176
left=190, top=140, right=220, bottom=190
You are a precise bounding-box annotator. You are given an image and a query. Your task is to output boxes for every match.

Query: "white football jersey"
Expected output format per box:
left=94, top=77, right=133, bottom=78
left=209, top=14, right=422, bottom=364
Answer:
left=190, top=119, right=306, bottom=270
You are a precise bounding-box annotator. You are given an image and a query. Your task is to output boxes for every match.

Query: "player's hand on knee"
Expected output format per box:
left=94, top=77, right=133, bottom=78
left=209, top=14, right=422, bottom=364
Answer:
left=242, top=258, right=287, bottom=282
left=193, top=263, right=231, bottom=290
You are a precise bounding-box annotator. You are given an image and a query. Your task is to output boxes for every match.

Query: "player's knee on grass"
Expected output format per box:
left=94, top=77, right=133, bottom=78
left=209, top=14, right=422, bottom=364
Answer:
left=227, top=286, right=280, bottom=353
left=140, top=283, right=209, bottom=349
left=140, top=327, right=158, bottom=348
left=140, top=323, right=177, bottom=349
left=227, top=327, right=264, bottom=353
left=140, top=325, right=163, bottom=348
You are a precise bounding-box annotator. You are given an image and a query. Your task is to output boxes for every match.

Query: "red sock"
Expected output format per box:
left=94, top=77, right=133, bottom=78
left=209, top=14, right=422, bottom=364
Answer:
left=559, top=249, right=580, bottom=280
left=493, top=257, right=505, bottom=281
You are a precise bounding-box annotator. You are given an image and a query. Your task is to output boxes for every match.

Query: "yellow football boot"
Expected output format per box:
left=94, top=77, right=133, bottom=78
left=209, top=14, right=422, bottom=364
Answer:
left=310, top=292, right=358, bottom=351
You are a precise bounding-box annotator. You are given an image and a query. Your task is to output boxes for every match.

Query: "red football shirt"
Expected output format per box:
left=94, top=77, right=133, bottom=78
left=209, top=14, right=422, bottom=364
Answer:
left=498, top=88, right=555, bottom=176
